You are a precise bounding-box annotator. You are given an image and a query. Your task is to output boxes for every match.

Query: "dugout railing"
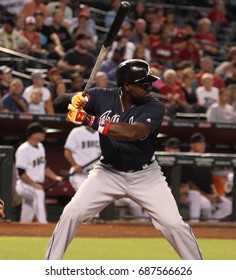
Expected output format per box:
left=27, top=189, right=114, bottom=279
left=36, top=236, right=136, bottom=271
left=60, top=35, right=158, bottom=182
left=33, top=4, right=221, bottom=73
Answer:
left=155, top=152, right=236, bottom=222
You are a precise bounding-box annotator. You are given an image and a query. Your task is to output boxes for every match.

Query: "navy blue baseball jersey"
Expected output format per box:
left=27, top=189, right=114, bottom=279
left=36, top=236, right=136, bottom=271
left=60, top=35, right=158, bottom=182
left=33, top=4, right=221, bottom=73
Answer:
left=84, top=88, right=165, bottom=171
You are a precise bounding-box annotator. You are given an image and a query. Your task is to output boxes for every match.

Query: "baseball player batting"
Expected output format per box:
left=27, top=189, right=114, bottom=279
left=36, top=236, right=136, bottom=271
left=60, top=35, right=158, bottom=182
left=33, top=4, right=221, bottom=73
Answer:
left=44, top=59, right=203, bottom=260
left=64, top=126, right=148, bottom=220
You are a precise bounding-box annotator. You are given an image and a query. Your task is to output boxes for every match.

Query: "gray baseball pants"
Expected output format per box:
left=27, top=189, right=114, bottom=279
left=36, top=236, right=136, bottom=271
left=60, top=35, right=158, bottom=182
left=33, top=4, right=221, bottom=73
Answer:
left=44, top=161, right=203, bottom=260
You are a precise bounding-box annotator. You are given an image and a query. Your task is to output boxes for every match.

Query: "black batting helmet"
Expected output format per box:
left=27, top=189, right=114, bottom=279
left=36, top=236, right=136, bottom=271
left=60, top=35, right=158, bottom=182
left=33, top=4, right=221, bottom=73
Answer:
left=116, top=59, right=159, bottom=87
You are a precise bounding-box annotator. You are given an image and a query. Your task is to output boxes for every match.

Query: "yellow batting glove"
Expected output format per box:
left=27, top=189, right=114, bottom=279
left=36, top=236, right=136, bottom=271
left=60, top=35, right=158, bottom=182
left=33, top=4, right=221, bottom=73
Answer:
left=67, top=104, right=87, bottom=125
left=71, top=91, right=90, bottom=109
left=67, top=105, right=111, bottom=135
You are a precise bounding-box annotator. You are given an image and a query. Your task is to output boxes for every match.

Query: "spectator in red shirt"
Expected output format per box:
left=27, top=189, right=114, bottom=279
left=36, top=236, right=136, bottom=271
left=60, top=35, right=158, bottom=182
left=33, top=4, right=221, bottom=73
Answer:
left=148, top=22, right=162, bottom=46
left=171, top=18, right=197, bottom=61
left=171, top=18, right=197, bottom=52
left=196, top=17, right=218, bottom=56
left=196, top=56, right=225, bottom=89
left=176, top=35, right=202, bottom=71
left=160, top=69, right=189, bottom=117
left=208, top=0, right=227, bottom=24
left=151, top=27, right=174, bottom=68
left=20, top=16, right=48, bottom=57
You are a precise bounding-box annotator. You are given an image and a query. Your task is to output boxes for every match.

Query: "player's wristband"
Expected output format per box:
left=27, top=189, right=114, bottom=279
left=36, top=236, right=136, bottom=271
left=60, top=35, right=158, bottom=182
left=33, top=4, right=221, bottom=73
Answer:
left=97, top=118, right=111, bottom=135
left=83, top=115, right=111, bottom=136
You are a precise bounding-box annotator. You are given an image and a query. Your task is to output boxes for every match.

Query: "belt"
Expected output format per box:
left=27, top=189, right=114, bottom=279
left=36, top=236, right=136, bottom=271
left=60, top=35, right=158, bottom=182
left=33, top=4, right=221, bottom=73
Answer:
left=126, top=158, right=155, bottom=173
left=102, top=157, right=155, bottom=173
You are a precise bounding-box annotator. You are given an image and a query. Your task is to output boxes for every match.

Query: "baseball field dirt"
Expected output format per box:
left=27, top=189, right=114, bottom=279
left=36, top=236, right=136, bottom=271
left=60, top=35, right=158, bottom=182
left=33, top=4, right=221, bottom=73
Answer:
left=0, top=222, right=236, bottom=239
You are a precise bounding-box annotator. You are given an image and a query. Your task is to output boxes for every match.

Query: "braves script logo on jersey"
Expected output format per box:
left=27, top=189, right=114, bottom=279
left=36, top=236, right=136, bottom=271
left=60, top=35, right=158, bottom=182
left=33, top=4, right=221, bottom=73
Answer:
left=100, top=111, right=148, bottom=141
left=100, top=110, right=134, bottom=124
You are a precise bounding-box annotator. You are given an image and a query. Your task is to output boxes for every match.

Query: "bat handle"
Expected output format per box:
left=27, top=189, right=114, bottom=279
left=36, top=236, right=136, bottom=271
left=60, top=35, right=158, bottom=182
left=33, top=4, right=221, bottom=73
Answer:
left=82, top=45, right=110, bottom=96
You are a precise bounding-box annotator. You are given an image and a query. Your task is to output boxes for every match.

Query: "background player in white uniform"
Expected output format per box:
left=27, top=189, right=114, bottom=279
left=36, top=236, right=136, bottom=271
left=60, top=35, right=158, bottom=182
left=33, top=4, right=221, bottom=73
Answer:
left=163, top=137, right=213, bottom=223
left=45, top=59, right=203, bottom=260
left=15, top=122, right=62, bottom=223
left=64, top=126, right=101, bottom=192
left=182, top=132, right=232, bottom=222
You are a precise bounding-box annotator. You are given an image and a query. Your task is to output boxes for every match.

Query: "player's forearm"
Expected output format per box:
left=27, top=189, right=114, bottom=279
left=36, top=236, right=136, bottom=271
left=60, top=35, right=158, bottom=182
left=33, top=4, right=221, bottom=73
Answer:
left=64, top=149, right=77, bottom=167
left=64, top=150, right=82, bottom=172
left=67, top=105, right=151, bottom=141
left=45, top=167, right=61, bottom=181
left=107, top=122, right=150, bottom=141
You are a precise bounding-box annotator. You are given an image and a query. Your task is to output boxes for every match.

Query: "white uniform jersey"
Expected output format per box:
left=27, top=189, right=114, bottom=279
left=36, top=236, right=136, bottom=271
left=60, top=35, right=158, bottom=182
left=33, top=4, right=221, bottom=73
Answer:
left=15, top=141, right=46, bottom=183
left=64, top=126, right=100, bottom=171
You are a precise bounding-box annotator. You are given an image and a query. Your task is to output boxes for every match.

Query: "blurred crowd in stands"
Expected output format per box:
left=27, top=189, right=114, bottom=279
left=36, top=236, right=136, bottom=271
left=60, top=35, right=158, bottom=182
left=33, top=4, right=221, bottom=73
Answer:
left=0, top=0, right=236, bottom=122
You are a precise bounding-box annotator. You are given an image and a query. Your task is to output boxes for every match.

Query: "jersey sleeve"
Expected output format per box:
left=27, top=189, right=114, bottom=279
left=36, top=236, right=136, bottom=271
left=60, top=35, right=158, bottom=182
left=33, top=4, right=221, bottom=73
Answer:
left=135, top=99, right=165, bottom=133
left=84, top=87, right=117, bottom=116
left=15, top=146, right=29, bottom=170
left=64, top=128, right=80, bottom=152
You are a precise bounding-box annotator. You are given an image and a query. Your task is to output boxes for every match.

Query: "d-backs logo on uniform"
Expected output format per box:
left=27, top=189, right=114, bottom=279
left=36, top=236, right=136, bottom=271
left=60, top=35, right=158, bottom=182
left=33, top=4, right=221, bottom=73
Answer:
left=82, top=140, right=99, bottom=149
left=33, top=156, right=46, bottom=167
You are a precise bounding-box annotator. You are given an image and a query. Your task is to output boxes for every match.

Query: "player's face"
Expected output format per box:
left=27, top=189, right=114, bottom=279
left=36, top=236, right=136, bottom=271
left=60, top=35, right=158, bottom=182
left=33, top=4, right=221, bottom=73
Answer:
left=191, top=142, right=206, bottom=153
left=32, top=132, right=46, bottom=142
left=125, top=82, right=152, bottom=104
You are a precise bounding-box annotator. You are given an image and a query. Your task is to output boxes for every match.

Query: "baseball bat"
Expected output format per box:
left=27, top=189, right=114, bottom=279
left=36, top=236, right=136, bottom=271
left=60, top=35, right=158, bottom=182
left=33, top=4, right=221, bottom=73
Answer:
left=83, top=1, right=131, bottom=94
left=53, top=1, right=131, bottom=113
left=44, top=156, right=101, bottom=192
